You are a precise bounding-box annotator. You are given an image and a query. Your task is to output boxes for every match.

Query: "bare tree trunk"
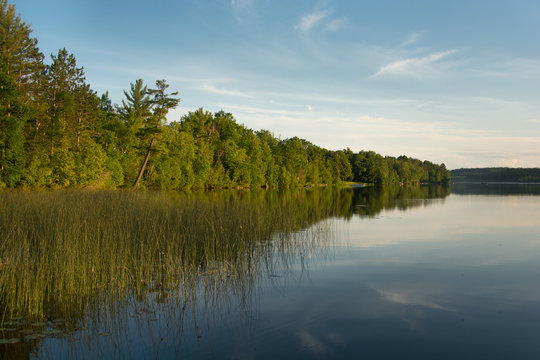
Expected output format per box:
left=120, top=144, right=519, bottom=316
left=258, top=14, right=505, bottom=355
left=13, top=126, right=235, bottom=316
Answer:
left=133, top=137, right=155, bottom=190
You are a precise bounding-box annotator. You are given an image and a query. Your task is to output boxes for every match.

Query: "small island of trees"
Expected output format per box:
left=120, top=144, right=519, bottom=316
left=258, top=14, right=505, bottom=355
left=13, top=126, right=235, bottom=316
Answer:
left=0, top=1, right=450, bottom=190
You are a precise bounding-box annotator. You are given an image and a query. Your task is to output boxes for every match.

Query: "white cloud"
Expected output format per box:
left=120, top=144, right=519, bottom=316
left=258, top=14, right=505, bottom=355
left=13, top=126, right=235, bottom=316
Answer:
left=263, top=90, right=422, bottom=108
left=370, top=49, right=458, bottom=79
left=376, top=288, right=454, bottom=311
left=214, top=104, right=304, bottom=116
left=298, top=332, right=331, bottom=354
left=399, top=32, right=422, bottom=47
left=295, top=10, right=331, bottom=33
left=326, top=17, right=347, bottom=32
left=475, top=58, right=540, bottom=79
left=200, top=84, right=251, bottom=98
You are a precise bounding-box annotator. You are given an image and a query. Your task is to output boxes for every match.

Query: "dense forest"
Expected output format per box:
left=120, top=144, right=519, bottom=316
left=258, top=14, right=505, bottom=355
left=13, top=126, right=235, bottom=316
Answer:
left=451, top=168, right=540, bottom=183
left=0, top=1, right=450, bottom=190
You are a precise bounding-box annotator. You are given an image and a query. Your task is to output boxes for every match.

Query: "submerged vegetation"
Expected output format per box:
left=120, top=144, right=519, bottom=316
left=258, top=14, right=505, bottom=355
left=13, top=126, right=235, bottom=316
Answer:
left=0, top=1, right=450, bottom=190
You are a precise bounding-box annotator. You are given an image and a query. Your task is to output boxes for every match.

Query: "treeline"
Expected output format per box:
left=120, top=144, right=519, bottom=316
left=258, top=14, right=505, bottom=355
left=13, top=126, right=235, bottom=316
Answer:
left=350, top=151, right=450, bottom=186
left=0, top=1, right=450, bottom=190
left=451, top=168, right=540, bottom=183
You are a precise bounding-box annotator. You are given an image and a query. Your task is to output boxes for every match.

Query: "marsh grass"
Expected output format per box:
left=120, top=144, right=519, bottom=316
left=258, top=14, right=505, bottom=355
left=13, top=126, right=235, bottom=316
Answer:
left=0, top=188, right=348, bottom=325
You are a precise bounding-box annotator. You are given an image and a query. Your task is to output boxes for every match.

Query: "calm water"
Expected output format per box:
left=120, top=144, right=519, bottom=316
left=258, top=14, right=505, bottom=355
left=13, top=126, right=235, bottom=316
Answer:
left=4, top=185, right=540, bottom=359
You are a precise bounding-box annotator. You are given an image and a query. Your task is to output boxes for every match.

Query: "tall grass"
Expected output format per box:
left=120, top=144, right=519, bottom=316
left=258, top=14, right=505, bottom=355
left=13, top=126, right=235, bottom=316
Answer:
left=0, top=188, right=350, bottom=323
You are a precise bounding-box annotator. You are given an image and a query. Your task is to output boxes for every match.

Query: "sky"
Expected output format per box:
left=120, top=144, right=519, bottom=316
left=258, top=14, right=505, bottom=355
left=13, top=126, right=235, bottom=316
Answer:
left=12, top=0, right=540, bottom=169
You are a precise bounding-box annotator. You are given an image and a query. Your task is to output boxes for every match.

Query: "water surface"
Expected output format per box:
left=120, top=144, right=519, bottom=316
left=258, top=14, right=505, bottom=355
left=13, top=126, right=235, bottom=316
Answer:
left=1, top=185, right=539, bottom=359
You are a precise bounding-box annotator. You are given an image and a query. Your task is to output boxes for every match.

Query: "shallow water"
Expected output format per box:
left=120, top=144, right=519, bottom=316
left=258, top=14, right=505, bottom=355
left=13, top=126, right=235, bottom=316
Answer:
left=3, top=185, right=540, bottom=359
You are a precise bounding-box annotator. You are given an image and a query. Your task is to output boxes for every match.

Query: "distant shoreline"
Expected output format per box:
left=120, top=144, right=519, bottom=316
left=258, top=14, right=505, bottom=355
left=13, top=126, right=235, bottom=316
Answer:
left=450, top=167, right=540, bottom=184
left=452, top=181, right=540, bottom=185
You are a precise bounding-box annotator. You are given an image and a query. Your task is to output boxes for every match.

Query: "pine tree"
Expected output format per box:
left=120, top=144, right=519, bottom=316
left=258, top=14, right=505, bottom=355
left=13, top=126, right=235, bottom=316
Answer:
left=0, top=60, right=28, bottom=187
left=133, top=80, right=179, bottom=189
left=45, top=48, right=85, bottom=155
left=0, top=0, right=43, bottom=93
left=119, top=79, right=152, bottom=129
left=42, top=48, right=105, bottom=186
left=115, top=79, right=152, bottom=183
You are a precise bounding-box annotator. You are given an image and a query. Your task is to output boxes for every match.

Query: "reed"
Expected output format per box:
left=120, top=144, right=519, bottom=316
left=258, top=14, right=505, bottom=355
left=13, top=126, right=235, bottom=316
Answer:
left=0, top=188, right=347, bottom=323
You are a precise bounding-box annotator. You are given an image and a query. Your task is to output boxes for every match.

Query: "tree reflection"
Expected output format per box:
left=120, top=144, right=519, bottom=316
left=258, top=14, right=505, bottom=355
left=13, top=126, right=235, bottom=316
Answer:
left=0, top=186, right=450, bottom=358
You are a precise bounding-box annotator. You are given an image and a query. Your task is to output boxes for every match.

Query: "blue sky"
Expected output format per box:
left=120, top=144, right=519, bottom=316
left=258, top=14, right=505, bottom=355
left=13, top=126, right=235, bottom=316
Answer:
left=12, top=0, right=540, bottom=169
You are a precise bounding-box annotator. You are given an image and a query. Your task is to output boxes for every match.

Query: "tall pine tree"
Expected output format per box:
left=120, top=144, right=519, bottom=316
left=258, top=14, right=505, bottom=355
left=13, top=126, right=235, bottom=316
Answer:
left=133, top=80, right=179, bottom=189
left=0, top=0, right=43, bottom=93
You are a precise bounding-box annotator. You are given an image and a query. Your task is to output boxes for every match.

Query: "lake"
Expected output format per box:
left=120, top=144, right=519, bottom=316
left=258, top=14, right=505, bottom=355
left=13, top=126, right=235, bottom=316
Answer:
left=1, top=184, right=539, bottom=359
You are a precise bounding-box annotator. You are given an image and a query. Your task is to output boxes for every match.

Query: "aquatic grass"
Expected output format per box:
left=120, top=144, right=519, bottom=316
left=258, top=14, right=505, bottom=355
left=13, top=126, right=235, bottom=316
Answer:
left=0, top=188, right=349, bottom=324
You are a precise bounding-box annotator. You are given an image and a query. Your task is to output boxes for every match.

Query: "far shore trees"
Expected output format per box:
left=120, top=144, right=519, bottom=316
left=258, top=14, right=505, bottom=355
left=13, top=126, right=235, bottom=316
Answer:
left=0, top=0, right=451, bottom=190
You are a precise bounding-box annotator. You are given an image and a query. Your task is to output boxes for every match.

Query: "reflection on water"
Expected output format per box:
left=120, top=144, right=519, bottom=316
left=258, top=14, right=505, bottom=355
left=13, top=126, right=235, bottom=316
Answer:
left=2, top=184, right=540, bottom=359
left=351, top=185, right=450, bottom=217
left=451, top=182, right=540, bottom=195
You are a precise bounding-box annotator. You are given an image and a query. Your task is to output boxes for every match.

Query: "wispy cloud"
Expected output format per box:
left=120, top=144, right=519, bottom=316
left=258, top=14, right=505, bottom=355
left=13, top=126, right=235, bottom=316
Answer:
left=297, top=332, right=332, bottom=355
left=231, top=0, right=254, bottom=11
left=376, top=288, right=455, bottom=311
left=294, top=10, right=347, bottom=33
left=230, top=0, right=255, bottom=22
left=474, top=58, right=540, bottom=79
left=467, top=96, right=526, bottom=107
left=370, top=49, right=458, bottom=79
left=295, top=10, right=331, bottom=33
left=200, top=84, right=251, bottom=98
left=326, top=17, right=347, bottom=32
left=399, top=32, right=423, bottom=47
left=214, top=104, right=304, bottom=116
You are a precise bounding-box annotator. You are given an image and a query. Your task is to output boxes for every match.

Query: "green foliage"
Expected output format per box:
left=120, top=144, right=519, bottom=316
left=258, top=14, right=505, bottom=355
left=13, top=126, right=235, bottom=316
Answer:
left=75, top=138, right=107, bottom=185
left=50, top=149, right=76, bottom=186
left=148, top=125, right=196, bottom=189
left=0, top=60, right=28, bottom=187
left=104, top=157, right=124, bottom=187
left=132, top=79, right=180, bottom=189
left=351, top=151, right=450, bottom=186
left=0, top=0, right=44, bottom=94
left=0, top=1, right=451, bottom=190
left=118, top=79, right=151, bottom=129
left=23, top=152, right=52, bottom=187
left=451, top=167, right=540, bottom=183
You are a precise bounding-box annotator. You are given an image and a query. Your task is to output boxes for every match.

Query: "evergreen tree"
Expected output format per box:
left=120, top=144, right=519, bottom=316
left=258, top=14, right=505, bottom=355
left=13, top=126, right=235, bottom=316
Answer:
left=45, top=48, right=85, bottom=153
left=44, top=48, right=95, bottom=185
left=0, top=0, right=47, bottom=186
left=119, top=79, right=152, bottom=129
left=0, top=60, right=28, bottom=187
left=0, top=0, right=43, bottom=93
left=133, top=80, right=179, bottom=189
